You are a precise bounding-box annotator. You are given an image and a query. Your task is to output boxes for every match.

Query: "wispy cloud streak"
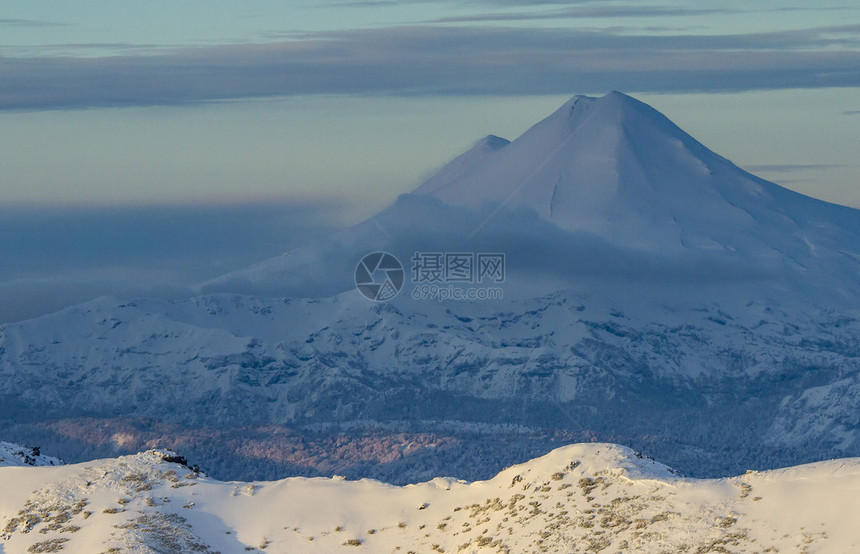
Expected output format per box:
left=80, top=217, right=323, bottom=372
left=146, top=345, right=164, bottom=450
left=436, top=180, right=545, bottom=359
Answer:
left=1, top=24, right=858, bottom=110
left=428, top=5, right=731, bottom=23
left=0, top=18, right=61, bottom=28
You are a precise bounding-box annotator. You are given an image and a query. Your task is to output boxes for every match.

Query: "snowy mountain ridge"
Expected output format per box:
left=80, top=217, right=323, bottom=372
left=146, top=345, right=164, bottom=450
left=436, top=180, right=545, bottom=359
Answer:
left=0, top=441, right=62, bottom=468
left=2, top=287, right=859, bottom=481
left=2, top=441, right=859, bottom=553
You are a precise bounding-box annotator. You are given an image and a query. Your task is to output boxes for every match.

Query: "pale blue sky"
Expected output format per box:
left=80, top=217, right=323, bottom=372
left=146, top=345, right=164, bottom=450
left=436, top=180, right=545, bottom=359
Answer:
left=1, top=1, right=858, bottom=214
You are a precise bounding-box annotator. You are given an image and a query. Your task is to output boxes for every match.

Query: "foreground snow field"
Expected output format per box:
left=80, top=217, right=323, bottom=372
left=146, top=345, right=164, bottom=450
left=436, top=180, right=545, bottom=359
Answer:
left=1, top=442, right=858, bottom=553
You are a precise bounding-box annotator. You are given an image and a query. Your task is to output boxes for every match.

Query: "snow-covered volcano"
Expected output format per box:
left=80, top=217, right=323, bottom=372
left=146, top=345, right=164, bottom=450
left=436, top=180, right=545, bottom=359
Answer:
left=204, top=91, right=860, bottom=304
left=420, top=91, right=746, bottom=240
left=419, top=91, right=860, bottom=251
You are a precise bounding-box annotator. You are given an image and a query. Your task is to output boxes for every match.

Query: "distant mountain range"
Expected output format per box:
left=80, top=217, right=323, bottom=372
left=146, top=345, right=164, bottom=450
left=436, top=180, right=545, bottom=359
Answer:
left=2, top=92, right=860, bottom=483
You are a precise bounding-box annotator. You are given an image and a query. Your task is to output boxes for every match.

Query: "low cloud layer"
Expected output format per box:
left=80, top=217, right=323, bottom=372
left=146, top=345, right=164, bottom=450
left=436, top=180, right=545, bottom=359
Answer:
left=1, top=24, right=858, bottom=110
left=0, top=201, right=342, bottom=323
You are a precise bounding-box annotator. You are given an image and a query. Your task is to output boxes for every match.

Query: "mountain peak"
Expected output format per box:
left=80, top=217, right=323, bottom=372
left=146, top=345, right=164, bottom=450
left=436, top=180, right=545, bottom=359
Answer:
left=538, top=91, right=679, bottom=139
left=479, top=134, right=511, bottom=150
left=412, top=91, right=777, bottom=250
left=414, top=134, right=510, bottom=198
left=560, top=90, right=638, bottom=110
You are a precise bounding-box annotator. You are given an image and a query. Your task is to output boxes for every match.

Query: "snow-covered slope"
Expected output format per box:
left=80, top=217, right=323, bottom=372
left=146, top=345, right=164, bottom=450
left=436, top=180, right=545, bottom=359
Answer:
left=2, top=442, right=859, bottom=553
left=0, top=442, right=62, bottom=468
